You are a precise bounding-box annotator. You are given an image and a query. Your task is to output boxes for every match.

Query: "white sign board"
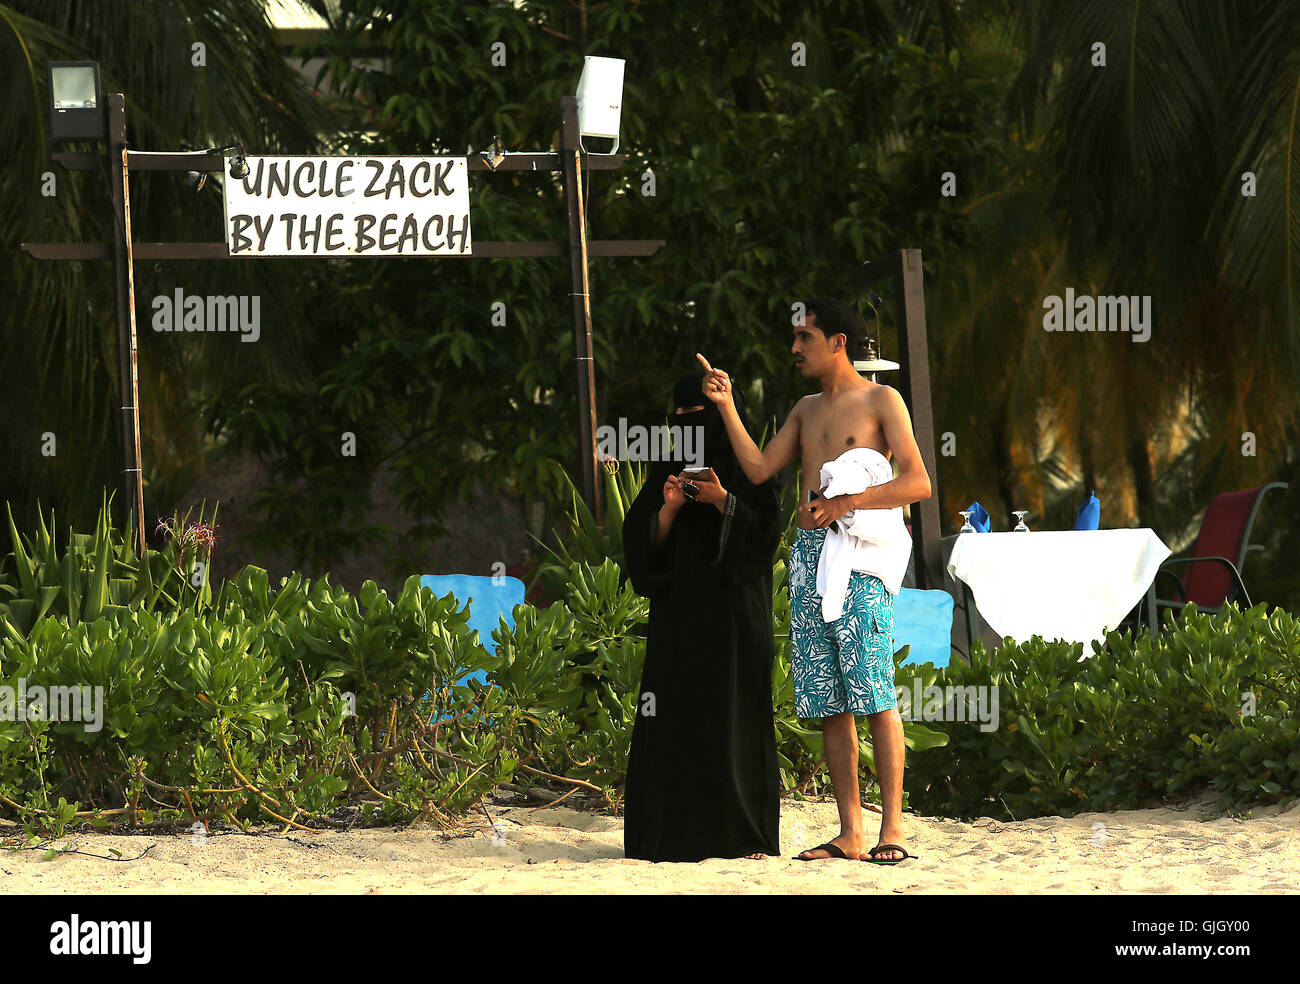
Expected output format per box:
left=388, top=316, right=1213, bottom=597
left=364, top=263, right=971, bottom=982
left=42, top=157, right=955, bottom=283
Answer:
left=223, top=156, right=471, bottom=256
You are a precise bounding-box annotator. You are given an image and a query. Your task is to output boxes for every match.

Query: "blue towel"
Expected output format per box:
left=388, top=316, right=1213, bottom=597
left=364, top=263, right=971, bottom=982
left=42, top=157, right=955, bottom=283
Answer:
left=894, top=588, right=954, bottom=668
left=967, top=501, right=991, bottom=532
left=1074, top=492, right=1101, bottom=531
left=420, top=574, right=525, bottom=684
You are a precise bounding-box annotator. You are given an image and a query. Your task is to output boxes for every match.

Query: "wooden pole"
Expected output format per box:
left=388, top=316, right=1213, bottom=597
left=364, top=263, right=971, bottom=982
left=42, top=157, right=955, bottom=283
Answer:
left=895, top=249, right=941, bottom=588
left=862, top=250, right=941, bottom=588
left=559, top=95, right=602, bottom=521
left=31, top=109, right=666, bottom=537
left=107, top=93, right=146, bottom=555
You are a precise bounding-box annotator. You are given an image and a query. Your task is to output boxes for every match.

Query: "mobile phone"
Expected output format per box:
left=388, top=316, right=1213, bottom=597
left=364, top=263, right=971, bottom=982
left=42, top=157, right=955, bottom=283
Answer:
left=808, top=489, right=840, bottom=533
left=682, top=467, right=711, bottom=481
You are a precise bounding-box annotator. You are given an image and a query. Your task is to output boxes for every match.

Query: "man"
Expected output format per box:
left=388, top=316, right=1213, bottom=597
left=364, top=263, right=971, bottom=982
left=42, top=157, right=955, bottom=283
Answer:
left=697, top=297, right=931, bottom=863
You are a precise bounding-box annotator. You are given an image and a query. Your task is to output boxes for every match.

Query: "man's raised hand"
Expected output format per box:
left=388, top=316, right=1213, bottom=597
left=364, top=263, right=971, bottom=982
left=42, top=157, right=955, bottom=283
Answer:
left=695, top=353, right=733, bottom=407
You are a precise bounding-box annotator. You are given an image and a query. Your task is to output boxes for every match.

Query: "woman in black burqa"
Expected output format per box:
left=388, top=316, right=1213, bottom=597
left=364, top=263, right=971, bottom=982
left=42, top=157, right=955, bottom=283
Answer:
left=621, top=369, right=782, bottom=861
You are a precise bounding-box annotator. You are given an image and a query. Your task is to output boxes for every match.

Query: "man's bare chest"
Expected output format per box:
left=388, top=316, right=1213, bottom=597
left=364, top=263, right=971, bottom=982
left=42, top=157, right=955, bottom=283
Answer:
left=802, top=404, right=889, bottom=466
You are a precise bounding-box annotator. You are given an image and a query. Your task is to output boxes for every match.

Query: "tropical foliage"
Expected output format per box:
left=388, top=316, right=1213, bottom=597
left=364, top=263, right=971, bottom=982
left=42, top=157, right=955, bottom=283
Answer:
left=5, top=497, right=1295, bottom=838
left=15, top=1, right=1296, bottom=605
left=1, top=0, right=335, bottom=531
left=902, top=602, right=1300, bottom=819
left=0, top=494, right=945, bottom=835
left=935, top=0, right=1300, bottom=544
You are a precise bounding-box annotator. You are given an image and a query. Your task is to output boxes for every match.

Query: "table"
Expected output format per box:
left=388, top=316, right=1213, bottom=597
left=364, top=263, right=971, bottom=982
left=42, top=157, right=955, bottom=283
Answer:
left=945, top=529, right=1171, bottom=650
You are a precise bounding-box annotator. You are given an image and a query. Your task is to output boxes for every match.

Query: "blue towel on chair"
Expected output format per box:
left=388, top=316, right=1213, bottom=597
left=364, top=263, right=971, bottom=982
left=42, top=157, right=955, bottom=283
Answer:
left=420, top=574, right=525, bottom=684
left=1074, top=492, right=1101, bottom=531
left=894, top=588, right=954, bottom=668
left=967, top=501, right=991, bottom=532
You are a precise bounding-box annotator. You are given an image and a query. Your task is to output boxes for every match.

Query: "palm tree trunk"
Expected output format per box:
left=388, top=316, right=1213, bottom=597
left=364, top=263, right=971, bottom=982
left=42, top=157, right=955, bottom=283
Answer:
left=991, top=402, right=1016, bottom=526
left=1127, top=434, right=1157, bottom=529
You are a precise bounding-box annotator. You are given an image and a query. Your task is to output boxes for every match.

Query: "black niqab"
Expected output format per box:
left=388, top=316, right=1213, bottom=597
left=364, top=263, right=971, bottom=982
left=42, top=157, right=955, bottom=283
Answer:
left=621, top=369, right=782, bottom=861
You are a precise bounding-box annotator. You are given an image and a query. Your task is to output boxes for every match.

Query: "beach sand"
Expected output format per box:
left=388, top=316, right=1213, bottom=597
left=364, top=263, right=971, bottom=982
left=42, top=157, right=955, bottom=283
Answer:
left=4, top=796, right=1298, bottom=894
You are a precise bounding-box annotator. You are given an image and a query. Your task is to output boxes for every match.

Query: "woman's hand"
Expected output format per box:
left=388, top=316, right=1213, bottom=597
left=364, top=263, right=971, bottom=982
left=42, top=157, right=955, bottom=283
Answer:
left=684, top=468, right=729, bottom=513
left=662, top=473, right=687, bottom=511
left=656, top=475, right=687, bottom=546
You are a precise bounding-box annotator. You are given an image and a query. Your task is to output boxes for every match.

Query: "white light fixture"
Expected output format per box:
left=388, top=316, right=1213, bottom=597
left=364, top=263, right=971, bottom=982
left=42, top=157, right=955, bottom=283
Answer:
left=575, top=56, right=625, bottom=154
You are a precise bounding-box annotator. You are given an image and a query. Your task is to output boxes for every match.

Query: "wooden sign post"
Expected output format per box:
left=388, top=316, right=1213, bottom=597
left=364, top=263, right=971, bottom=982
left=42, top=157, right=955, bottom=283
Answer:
left=24, top=93, right=662, bottom=550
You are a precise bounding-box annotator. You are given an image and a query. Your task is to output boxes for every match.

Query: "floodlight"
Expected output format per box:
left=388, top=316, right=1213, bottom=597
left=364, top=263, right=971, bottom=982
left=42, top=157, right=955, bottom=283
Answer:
left=575, top=56, right=624, bottom=154
left=46, top=61, right=104, bottom=143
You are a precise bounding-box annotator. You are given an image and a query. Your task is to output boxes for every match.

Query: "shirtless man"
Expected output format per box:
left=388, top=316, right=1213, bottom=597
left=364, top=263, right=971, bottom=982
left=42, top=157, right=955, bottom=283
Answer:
left=696, top=297, right=931, bottom=863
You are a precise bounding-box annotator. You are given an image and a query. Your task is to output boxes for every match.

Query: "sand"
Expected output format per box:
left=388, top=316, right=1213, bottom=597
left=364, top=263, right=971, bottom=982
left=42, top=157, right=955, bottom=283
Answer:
left=4, top=796, right=1298, bottom=894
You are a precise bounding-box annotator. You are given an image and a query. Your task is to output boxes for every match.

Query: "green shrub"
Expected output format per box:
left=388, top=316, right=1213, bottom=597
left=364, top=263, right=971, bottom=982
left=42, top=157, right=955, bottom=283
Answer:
left=485, top=558, right=646, bottom=797
left=902, top=603, right=1300, bottom=820
left=8, top=491, right=1290, bottom=837
left=0, top=495, right=213, bottom=635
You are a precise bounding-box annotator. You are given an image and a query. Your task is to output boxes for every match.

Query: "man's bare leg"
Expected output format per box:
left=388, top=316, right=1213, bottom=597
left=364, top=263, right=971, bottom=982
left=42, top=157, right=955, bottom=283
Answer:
left=796, top=711, right=865, bottom=860
left=864, top=707, right=906, bottom=860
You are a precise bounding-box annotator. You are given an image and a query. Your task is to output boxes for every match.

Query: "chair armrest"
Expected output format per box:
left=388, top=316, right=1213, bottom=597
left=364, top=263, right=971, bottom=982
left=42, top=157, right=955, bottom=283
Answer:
left=1153, top=567, right=1186, bottom=601
left=1158, top=555, right=1252, bottom=608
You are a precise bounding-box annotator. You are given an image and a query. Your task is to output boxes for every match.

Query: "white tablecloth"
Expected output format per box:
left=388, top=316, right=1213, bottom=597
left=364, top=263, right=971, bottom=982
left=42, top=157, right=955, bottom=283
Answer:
left=945, top=529, right=1171, bottom=647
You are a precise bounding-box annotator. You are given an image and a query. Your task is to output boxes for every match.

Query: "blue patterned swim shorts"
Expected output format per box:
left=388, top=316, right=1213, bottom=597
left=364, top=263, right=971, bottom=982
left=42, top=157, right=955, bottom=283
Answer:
left=788, top=527, right=898, bottom=719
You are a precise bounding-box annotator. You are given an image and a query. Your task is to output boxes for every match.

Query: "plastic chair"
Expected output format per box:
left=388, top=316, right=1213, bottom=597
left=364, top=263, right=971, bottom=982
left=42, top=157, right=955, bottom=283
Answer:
left=1143, top=482, right=1288, bottom=633
left=420, top=573, right=525, bottom=684
left=894, top=587, right=955, bottom=668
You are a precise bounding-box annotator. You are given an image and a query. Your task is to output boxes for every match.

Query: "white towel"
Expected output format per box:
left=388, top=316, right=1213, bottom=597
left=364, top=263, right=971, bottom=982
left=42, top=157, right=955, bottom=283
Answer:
left=814, top=447, right=914, bottom=621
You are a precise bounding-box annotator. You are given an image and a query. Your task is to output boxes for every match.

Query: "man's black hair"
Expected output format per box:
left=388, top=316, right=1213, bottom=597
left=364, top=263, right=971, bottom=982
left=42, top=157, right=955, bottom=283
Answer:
left=803, top=297, right=862, bottom=353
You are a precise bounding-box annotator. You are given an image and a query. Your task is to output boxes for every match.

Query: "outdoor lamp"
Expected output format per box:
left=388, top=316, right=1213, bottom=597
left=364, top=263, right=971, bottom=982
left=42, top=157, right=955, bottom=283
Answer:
left=479, top=135, right=506, bottom=171
left=211, top=142, right=249, bottom=180
left=854, top=293, right=900, bottom=374
left=46, top=61, right=104, bottom=143
left=576, top=55, right=624, bottom=154
left=227, top=150, right=249, bottom=180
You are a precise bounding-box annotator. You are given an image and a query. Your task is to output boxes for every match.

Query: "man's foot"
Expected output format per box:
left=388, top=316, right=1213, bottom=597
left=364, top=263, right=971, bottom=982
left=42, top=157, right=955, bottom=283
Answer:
left=794, top=834, right=863, bottom=861
left=745, top=852, right=769, bottom=860
left=863, top=821, right=908, bottom=862
left=862, top=841, right=913, bottom=864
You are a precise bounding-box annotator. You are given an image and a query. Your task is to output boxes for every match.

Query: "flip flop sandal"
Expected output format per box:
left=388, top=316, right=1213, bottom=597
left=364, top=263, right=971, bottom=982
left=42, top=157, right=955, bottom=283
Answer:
left=793, top=842, right=850, bottom=861
left=864, top=843, right=915, bottom=865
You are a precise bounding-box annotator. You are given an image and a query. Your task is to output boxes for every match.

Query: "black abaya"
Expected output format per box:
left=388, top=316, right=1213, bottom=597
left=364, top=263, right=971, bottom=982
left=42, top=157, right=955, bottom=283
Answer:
left=621, top=380, right=782, bottom=862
